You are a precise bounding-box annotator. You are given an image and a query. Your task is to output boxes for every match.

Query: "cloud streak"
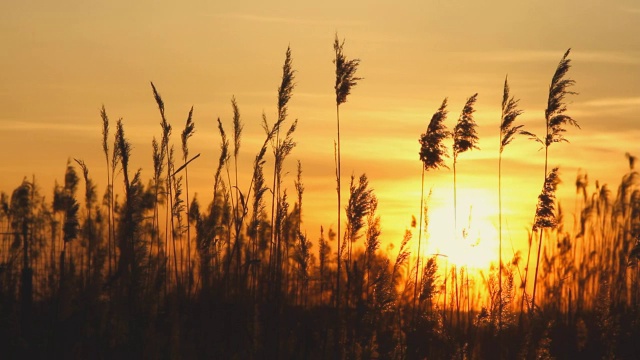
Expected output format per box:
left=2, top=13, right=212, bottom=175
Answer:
left=211, top=12, right=364, bottom=27
left=466, top=50, right=640, bottom=65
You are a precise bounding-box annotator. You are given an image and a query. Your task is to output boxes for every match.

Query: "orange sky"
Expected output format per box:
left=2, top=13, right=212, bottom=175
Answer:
left=2, top=0, right=640, bottom=269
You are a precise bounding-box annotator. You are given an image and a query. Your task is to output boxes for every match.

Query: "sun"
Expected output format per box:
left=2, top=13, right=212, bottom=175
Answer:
left=417, top=189, right=499, bottom=273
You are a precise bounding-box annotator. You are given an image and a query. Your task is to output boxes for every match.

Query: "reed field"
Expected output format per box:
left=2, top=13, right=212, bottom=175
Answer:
left=2, top=39, right=640, bottom=360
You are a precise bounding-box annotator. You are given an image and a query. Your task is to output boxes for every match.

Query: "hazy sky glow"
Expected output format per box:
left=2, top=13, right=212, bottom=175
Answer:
left=1, top=0, right=640, bottom=269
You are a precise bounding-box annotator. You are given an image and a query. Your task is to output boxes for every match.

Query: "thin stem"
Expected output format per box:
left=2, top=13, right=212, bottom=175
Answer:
left=414, top=166, right=425, bottom=317
left=336, top=104, right=341, bottom=301
left=531, top=145, right=549, bottom=312
left=454, top=155, right=457, bottom=238
left=498, top=144, right=503, bottom=330
left=184, top=165, right=191, bottom=295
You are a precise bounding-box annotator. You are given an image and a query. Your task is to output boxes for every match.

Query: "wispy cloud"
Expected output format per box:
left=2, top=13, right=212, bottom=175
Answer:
left=467, top=50, right=640, bottom=65
left=211, top=12, right=364, bottom=27
left=0, top=120, right=93, bottom=133
left=620, top=6, right=640, bottom=15
left=581, top=96, right=640, bottom=107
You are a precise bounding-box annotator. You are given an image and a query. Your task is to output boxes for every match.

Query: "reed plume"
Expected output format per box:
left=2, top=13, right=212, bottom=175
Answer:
left=214, top=118, right=230, bottom=200
left=453, top=94, right=480, bottom=157
left=453, top=93, right=479, bottom=233
left=415, top=98, right=450, bottom=314
left=150, top=82, right=176, bottom=288
left=365, top=194, right=381, bottom=300
left=213, top=117, right=230, bottom=286
left=228, top=97, right=244, bottom=288
left=345, top=174, right=373, bottom=261
left=528, top=49, right=578, bottom=313
left=419, top=98, right=450, bottom=170
left=545, top=49, right=579, bottom=146
left=181, top=106, right=195, bottom=293
left=73, top=158, right=98, bottom=282
left=333, top=35, right=362, bottom=332
left=498, top=76, right=524, bottom=330
left=268, top=46, right=296, bottom=297
left=531, top=167, right=561, bottom=311
left=112, top=119, right=136, bottom=283
left=334, top=35, right=363, bottom=106
left=100, top=106, right=115, bottom=277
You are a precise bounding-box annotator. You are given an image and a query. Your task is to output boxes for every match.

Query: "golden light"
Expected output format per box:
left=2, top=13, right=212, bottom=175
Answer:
left=419, top=188, right=499, bottom=273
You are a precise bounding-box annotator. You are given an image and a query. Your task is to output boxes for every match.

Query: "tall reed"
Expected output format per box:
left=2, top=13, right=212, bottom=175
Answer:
left=268, top=46, right=295, bottom=296
left=230, top=97, right=243, bottom=285
left=100, top=106, right=113, bottom=277
left=151, top=82, right=178, bottom=289
left=453, top=93, right=479, bottom=235
left=333, top=34, right=362, bottom=316
left=452, top=94, right=479, bottom=327
left=498, top=76, right=524, bottom=329
left=417, top=98, right=450, bottom=315
left=526, top=49, right=578, bottom=312
left=180, top=107, right=195, bottom=293
left=73, top=159, right=97, bottom=285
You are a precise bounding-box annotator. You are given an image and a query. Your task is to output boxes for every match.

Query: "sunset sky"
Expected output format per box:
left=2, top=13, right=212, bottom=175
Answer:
left=2, top=0, right=640, bottom=269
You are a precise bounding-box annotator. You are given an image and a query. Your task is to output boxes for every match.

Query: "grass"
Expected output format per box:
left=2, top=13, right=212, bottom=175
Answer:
left=1, top=42, right=640, bottom=359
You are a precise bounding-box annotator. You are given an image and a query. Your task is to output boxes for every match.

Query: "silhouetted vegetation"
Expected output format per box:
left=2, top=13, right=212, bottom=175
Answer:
left=2, top=41, right=640, bottom=360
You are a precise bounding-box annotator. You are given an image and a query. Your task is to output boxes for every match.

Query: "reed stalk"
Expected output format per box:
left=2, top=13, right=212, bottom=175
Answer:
left=498, top=76, right=524, bottom=329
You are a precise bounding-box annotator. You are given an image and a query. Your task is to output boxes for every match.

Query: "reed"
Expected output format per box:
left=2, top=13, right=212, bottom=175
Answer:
left=180, top=107, right=195, bottom=294
left=73, top=159, right=97, bottom=285
left=417, top=98, right=450, bottom=316
left=150, top=82, right=175, bottom=289
left=527, top=49, right=578, bottom=313
left=267, top=46, right=296, bottom=299
left=100, top=106, right=114, bottom=277
left=498, top=76, right=524, bottom=329
left=333, top=34, right=362, bottom=323
left=453, top=93, right=479, bottom=234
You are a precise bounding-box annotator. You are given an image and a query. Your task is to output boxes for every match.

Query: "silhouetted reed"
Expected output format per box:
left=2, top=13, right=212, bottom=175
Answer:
left=333, top=35, right=362, bottom=331
left=498, top=76, right=524, bottom=330
left=416, top=98, right=450, bottom=316
left=7, top=43, right=640, bottom=360
left=527, top=49, right=579, bottom=313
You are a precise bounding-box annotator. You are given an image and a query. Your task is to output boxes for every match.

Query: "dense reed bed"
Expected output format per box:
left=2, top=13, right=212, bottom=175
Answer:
left=2, top=42, right=640, bottom=360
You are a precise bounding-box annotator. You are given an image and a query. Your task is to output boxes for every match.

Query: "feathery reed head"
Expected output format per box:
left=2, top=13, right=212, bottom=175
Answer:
left=419, top=98, right=451, bottom=170
left=393, top=229, right=412, bottom=278
left=420, top=256, right=439, bottom=301
left=365, top=195, right=381, bottom=258
left=575, top=169, right=588, bottom=202
left=545, top=48, right=579, bottom=146
left=151, top=81, right=165, bottom=117
left=115, top=119, right=131, bottom=186
left=151, top=82, right=171, bottom=151
left=295, top=160, right=304, bottom=199
left=500, top=76, right=525, bottom=152
left=74, top=158, right=97, bottom=206
left=274, top=120, right=298, bottom=170
left=626, top=152, right=636, bottom=171
left=101, top=105, right=109, bottom=157
left=278, top=46, right=296, bottom=121
left=533, top=167, right=561, bottom=231
left=214, top=117, right=230, bottom=192
left=453, top=93, right=480, bottom=158
left=334, top=34, right=363, bottom=105
left=231, top=96, right=243, bottom=158
left=181, top=106, right=195, bottom=160
left=111, top=134, right=121, bottom=172
left=63, top=196, right=79, bottom=243
left=152, top=137, right=164, bottom=180
left=346, top=174, right=374, bottom=241
left=64, top=159, right=80, bottom=194
left=217, top=117, right=229, bottom=164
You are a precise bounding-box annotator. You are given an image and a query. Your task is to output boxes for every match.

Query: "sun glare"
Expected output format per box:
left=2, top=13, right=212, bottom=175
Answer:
left=419, top=189, right=499, bottom=272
